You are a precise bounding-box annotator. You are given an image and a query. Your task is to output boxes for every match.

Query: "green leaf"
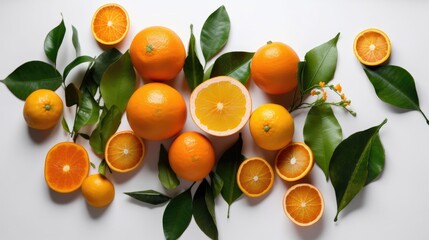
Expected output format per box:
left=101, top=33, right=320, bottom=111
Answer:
left=44, top=16, right=66, bottom=64
left=209, top=171, right=224, bottom=198
left=65, top=83, right=81, bottom=107
left=100, top=50, right=136, bottom=113
left=330, top=118, right=387, bottom=222
left=366, top=135, right=385, bottom=185
left=200, top=5, right=230, bottom=62
left=98, top=159, right=108, bottom=176
left=158, top=144, right=180, bottom=190
left=163, top=188, right=193, bottom=240
left=210, top=51, right=254, bottom=84
left=204, top=64, right=214, bottom=81
left=89, top=105, right=122, bottom=155
left=93, top=48, right=122, bottom=85
left=303, top=104, right=342, bottom=180
left=215, top=133, right=244, bottom=218
left=125, top=189, right=171, bottom=205
left=184, top=24, right=204, bottom=91
left=63, top=55, right=94, bottom=82
left=1, top=61, right=62, bottom=100
left=73, top=91, right=100, bottom=132
left=193, top=179, right=218, bottom=240
left=364, top=65, right=429, bottom=124
left=72, top=25, right=81, bottom=56
left=61, top=117, right=70, bottom=133
left=300, top=33, right=340, bottom=93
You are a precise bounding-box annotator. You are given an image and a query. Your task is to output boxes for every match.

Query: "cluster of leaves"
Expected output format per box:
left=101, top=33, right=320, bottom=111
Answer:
left=0, top=17, right=136, bottom=171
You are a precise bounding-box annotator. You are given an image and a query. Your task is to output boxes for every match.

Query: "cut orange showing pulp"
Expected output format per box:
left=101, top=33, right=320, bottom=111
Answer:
left=105, top=130, right=145, bottom=173
left=283, top=183, right=324, bottom=227
left=353, top=28, right=391, bottom=66
left=275, top=142, right=314, bottom=182
left=190, top=76, right=252, bottom=137
left=237, top=157, right=274, bottom=198
left=91, top=3, right=130, bottom=45
left=44, top=142, right=90, bottom=193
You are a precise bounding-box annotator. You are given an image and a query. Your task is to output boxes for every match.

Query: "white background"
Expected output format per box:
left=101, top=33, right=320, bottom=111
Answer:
left=1, top=0, right=429, bottom=239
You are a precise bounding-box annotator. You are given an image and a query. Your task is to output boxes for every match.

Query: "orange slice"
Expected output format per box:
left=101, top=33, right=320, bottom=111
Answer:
left=105, top=130, right=145, bottom=173
left=353, top=28, right=391, bottom=66
left=283, top=183, right=324, bottom=226
left=44, top=142, right=90, bottom=193
left=91, top=3, right=130, bottom=45
left=190, top=76, right=252, bottom=137
left=236, top=157, right=275, bottom=198
left=275, top=142, right=314, bottom=182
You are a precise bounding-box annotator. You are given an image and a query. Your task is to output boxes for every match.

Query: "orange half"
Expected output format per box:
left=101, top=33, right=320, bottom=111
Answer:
left=275, top=142, right=314, bottom=182
left=91, top=3, right=130, bottom=45
left=237, top=157, right=274, bottom=198
left=353, top=28, right=391, bottom=66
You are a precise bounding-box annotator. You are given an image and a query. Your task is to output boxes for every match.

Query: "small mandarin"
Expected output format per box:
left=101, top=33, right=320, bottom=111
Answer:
left=23, top=89, right=63, bottom=130
left=81, top=174, right=115, bottom=208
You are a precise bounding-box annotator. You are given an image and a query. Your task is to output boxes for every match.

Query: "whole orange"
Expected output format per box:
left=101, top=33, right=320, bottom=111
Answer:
left=126, top=82, right=187, bottom=141
left=130, top=26, right=186, bottom=81
left=251, top=41, right=299, bottom=94
left=81, top=174, right=115, bottom=208
left=168, top=132, right=215, bottom=182
left=23, top=89, right=64, bottom=130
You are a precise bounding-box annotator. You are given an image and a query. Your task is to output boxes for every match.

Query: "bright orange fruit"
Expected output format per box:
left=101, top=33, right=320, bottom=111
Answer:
left=275, top=142, right=314, bottom=182
left=236, top=157, right=275, bottom=198
left=283, top=183, right=324, bottom=226
left=81, top=174, right=115, bottom=208
left=353, top=28, right=391, bottom=66
left=44, top=142, right=90, bottom=193
left=91, top=3, right=130, bottom=45
left=105, top=130, right=145, bottom=173
left=23, top=89, right=63, bottom=130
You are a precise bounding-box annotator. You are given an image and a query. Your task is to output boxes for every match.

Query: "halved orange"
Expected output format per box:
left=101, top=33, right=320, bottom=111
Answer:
left=91, top=3, right=130, bottom=45
left=275, top=142, right=314, bottom=182
left=236, top=157, right=274, bottom=198
left=283, top=183, right=324, bottom=226
left=353, top=28, right=391, bottom=66
left=105, top=130, right=145, bottom=173
left=190, top=76, right=252, bottom=137
left=44, top=142, right=90, bottom=193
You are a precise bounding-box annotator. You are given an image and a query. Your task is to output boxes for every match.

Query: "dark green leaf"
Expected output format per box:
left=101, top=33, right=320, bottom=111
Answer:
left=193, top=179, right=218, bottom=240
left=209, top=171, right=224, bottom=198
left=200, top=5, right=230, bottom=62
left=158, top=144, right=180, bottom=190
left=364, top=65, right=429, bottom=124
left=300, top=33, right=339, bottom=93
left=61, top=117, right=70, bottom=133
left=63, top=55, right=94, bottom=82
left=65, top=83, right=81, bottom=107
left=93, top=48, right=122, bottom=85
left=125, top=189, right=171, bottom=205
left=72, top=25, right=81, bottom=56
left=73, top=91, right=100, bottom=132
left=100, top=50, right=136, bottom=112
left=366, top=135, right=385, bottom=185
left=210, top=51, right=254, bottom=84
left=303, top=104, right=342, bottom=180
left=204, top=64, right=214, bottom=81
left=163, top=188, right=193, bottom=240
left=216, top=133, right=244, bottom=218
left=44, top=16, right=66, bottom=64
left=89, top=105, right=122, bottom=155
left=330, top=119, right=387, bottom=222
left=80, top=67, right=98, bottom=98
left=1, top=61, right=62, bottom=100
left=79, top=133, right=90, bottom=140
left=184, top=24, right=204, bottom=91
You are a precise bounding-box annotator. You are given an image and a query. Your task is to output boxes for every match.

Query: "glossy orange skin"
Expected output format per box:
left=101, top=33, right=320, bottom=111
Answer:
left=23, top=89, right=63, bottom=130
left=81, top=174, right=115, bottom=208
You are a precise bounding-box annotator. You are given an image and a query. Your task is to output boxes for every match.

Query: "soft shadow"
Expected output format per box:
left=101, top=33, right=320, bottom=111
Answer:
left=86, top=202, right=109, bottom=219
left=48, top=187, right=80, bottom=204
left=27, top=125, right=56, bottom=143
left=293, top=214, right=325, bottom=239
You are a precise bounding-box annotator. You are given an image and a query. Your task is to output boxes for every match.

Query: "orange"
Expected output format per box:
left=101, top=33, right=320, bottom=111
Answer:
left=250, top=41, right=299, bottom=94
left=81, top=174, right=115, bottom=208
left=44, top=142, right=90, bottom=193
left=283, top=183, right=324, bottom=226
left=353, top=28, right=391, bottom=66
left=275, top=142, right=314, bottom=182
left=236, top=157, right=275, bottom=198
left=23, top=89, right=63, bottom=130
left=168, top=132, right=215, bottom=182
left=249, top=103, right=294, bottom=151
left=130, top=26, right=186, bottom=81
left=105, top=130, right=145, bottom=173
left=126, top=82, right=187, bottom=141
left=190, top=76, right=252, bottom=137
left=91, top=3, right=130, bottom=45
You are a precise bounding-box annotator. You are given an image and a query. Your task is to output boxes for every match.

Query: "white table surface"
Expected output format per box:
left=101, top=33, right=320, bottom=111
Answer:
left=1, top=0, right=429, bottom=239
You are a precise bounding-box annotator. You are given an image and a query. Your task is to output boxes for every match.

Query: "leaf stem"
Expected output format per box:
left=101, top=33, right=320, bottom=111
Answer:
left=419, top=108, right=429, bottom=125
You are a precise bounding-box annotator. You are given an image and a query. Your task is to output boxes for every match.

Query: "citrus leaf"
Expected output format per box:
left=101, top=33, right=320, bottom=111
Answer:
left=209, top=171, right=224, bottom=198
left=200, top=5, right=230, bottom=62
left=125, top=189, right=171, bottom=205
left=300, top=33, right=339, bottom=94
left=100, top=50, right=136, bottom=113
left=98, top=159, right=108, bottom=176
left=65, top=83, right=81, bottom=107
left=89, top=105, right=122, bottom=155
left=364, top=65, right=429, bottom=124
left=1, top=61, right=62, bottom=100
left=73, top=91, right=100, bottom=132
left=44, top=16, right=66, bottom=64
left=303, top=104, right=342, bottom=181
left=330, top=119, right=387, bottom=222
left=163, top=188, right=193, bottom=240
left=210, top=51, right=254, bottom=84
left=204, top=63, right=214, bottom=81
left=215, top=133, right=244, bottom=218
left=63, top=55, right=94, bottom=82
left=92, top=48, right=122, bottom=85
left=72, top=25, right=81, bottom=56
left=158, top=144, right=180, bottom=190
left=61, top=117, right=70, bottom=133
left=366, top=135, right=385, bottom=185
left=184, top=24, right=204, bottom=91
left=193, top=179, right=218, bottom=240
